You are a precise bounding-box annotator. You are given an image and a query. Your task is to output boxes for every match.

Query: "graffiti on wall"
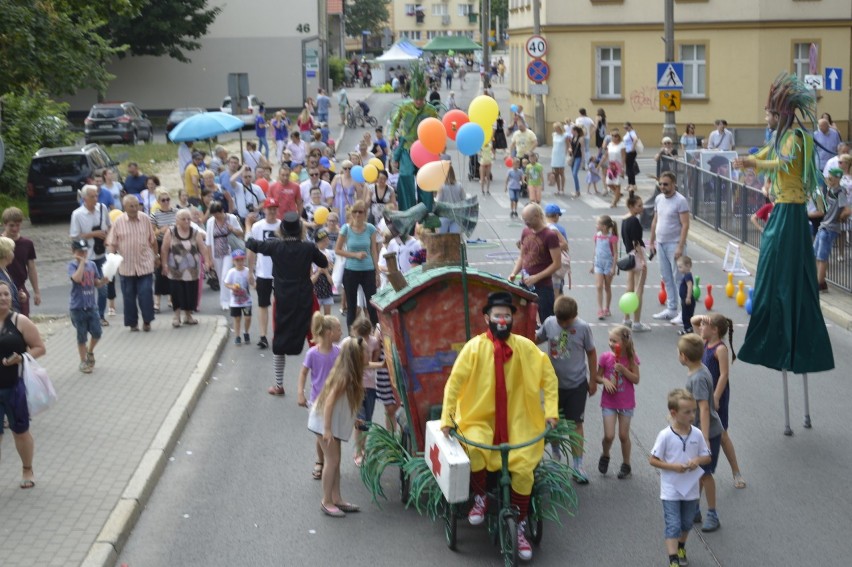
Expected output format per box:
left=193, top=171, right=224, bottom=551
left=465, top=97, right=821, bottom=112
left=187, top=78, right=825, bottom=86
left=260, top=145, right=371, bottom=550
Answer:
left=629, top=85, right=659, bottom=113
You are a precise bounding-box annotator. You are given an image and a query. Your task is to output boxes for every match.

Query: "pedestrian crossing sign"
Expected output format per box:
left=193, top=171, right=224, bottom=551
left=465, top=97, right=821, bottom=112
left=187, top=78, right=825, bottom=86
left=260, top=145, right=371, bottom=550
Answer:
left=659, top=90, right=681, bottom=111
left=657, top=62, right=684, bottom=90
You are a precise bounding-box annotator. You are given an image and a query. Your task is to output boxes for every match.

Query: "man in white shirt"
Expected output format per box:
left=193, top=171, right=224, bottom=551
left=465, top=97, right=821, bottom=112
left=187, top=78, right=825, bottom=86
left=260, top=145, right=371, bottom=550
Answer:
left=823, top=142, right=850, bottom=179
left=70, top=185, right=112, bottom=323
left=300, top=166, right=334, bottom=207
left=230, top=167, right=267, bottom=221
left=286, top=131, right=307, bottom=166
left=246, top=199, right=281, bottom=350
left=707, top=120, right=735, bottom=151
left=649, top=171, right=690, bottom=323
left=510, top=120, right=538, bottom=159
left=574, top=109, right=596, bottom=170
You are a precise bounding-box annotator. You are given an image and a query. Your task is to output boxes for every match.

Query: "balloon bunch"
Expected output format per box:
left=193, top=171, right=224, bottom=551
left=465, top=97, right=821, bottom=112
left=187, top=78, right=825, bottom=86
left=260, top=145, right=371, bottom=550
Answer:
left=412, top=95, right=502, bottom=192
left=351, top=157, right=386, bottom=184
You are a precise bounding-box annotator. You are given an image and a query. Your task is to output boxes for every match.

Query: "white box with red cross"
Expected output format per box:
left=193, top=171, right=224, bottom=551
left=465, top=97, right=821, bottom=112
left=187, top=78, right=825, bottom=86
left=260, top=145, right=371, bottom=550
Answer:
left=425, top=420, right=471, bottom=504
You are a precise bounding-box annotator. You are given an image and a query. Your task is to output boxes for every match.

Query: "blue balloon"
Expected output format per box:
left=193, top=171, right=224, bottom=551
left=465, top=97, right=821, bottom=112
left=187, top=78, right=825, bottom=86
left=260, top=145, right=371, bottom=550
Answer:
left=319, top=156, right=331, bottom=167
left=456, top=122, right=485, bottom=156
left=510, top=104, right=518, bottom=113
left=748, top=147, right=760, bottom=155
left=351, top=165, right=366, bottom=183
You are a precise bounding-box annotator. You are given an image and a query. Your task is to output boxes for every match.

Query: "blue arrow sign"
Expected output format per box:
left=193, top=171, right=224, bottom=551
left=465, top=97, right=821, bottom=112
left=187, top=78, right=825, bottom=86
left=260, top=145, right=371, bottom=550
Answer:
left=825, top=67, right=843, bottom=91
left=657, top=62, right=684, bottom=90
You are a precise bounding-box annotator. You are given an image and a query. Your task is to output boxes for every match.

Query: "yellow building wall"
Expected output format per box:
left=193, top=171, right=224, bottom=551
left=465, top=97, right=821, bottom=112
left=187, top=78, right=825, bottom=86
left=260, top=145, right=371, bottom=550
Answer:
left=509, top=22, right=851, bottom=144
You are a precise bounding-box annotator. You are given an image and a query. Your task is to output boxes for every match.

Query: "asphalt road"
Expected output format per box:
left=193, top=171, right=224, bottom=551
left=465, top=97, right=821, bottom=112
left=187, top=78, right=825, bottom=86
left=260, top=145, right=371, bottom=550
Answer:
left=97, top=86, right=852, bottom=566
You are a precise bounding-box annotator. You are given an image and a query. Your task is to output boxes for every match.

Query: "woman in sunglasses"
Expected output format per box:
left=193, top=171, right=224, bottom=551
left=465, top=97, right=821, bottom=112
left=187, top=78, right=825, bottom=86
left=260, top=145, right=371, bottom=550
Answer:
left=334, top=199, right=379, bottom=329
left=150, top=189, right=178, bottom=313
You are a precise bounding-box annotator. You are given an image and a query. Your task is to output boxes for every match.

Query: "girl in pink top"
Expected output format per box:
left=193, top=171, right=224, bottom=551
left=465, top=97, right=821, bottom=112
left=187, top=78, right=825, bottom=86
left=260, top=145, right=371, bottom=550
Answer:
left=596, top=325, right=641, bottom=479
left=298, top=312, right=343, bottom=479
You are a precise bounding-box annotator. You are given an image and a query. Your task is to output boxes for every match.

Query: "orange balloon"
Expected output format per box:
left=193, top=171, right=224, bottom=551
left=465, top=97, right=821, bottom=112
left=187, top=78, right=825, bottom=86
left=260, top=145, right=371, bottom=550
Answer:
left=442, top=110, right=469, bottom=141
left=417, top=117, right=447, bottom=155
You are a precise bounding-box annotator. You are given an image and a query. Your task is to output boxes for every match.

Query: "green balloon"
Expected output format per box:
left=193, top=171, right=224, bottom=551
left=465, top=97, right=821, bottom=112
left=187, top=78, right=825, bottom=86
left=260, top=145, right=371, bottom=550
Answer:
left=619, top=292, right=640, bottom=315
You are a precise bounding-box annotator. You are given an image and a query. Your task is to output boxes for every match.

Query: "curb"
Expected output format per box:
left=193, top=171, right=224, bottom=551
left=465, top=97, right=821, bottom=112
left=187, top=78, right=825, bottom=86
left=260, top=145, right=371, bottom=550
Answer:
left=687, top=222, right=852, bottom=331
left=80, top=316, right=230, bottom=567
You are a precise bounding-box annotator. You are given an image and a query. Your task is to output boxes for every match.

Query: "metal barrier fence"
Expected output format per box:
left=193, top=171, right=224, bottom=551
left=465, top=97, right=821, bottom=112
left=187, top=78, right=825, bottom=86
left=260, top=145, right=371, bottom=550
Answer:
left=662, top=156, right=852, bottom=292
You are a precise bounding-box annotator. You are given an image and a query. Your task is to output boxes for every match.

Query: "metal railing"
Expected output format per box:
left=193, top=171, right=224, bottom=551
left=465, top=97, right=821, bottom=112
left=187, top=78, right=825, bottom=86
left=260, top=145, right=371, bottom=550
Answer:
left=662, top=156, right=852, bottom=292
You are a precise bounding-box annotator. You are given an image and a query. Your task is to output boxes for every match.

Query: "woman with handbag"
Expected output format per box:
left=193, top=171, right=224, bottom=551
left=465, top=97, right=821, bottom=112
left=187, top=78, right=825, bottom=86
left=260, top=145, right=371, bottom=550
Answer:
left=162, top=209, right=213, bottom=327
left=0, top=280, right=46, bottom=489
left=620, top=191, right=651, bottom=332
left=205, top=201, right=244, bottom=310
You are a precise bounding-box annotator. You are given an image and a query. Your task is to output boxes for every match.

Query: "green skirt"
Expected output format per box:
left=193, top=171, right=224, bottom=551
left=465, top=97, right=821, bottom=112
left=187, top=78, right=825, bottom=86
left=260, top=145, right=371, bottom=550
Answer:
left=738, top=203, right=834, bottom=373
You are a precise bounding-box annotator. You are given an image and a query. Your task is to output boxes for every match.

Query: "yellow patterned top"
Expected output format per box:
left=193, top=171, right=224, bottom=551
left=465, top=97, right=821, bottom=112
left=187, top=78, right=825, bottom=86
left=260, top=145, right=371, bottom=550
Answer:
left=751, top=130, right=816, bottom=205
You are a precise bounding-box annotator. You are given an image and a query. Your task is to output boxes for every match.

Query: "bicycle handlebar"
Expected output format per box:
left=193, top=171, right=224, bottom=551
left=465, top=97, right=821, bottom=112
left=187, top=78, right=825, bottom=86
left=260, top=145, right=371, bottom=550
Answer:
left=449, top=424, right=552, bottom=453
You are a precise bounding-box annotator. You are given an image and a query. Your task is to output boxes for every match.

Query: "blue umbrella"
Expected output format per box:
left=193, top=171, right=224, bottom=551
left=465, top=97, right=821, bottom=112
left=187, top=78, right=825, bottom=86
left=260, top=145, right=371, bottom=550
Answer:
left=168, top=111, right=244, bottom=142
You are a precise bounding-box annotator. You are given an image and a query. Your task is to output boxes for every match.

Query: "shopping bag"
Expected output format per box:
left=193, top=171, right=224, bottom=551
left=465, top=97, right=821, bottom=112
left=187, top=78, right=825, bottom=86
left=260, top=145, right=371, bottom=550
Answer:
left=102, top=253, right=123, bottom=280
left=21, top=353, right=57, bottom=416
left=332, top=256, right=345, bottom=288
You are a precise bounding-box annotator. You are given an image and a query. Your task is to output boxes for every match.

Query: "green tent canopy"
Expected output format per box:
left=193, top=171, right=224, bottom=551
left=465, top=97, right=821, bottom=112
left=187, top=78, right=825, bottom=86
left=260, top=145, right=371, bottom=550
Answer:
left=420, top=35, right=482, bottom=53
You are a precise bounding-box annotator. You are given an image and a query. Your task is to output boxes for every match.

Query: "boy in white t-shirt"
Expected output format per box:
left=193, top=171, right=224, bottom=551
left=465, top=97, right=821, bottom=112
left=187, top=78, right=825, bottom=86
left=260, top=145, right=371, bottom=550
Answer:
left=649, top=388, right=711, bottom=567
left=247, top=199, right=281, bottom=349
left=224, top=249, right=253, bottom=346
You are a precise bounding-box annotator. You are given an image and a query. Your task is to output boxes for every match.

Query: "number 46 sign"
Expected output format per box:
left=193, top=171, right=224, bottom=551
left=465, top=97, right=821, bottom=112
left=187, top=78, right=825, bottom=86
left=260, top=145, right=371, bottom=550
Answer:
left=525, top=35, right=548, bottom=59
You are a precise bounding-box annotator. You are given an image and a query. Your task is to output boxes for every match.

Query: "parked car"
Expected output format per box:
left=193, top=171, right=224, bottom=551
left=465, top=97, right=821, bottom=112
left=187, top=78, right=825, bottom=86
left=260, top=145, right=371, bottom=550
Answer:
left=166, top=107, right=207, bottom=142
left=220, top=94, right=262, bottom=127
left=84, top=102, right=154, bottom=145
left=26, top=144, right=121, bottom=223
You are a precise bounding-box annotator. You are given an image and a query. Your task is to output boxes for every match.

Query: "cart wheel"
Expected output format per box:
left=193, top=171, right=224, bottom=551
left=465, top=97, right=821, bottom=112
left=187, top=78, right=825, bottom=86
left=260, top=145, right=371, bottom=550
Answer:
left=399, top=430, right=411, bottom=504
left=526, top=516, right=543, bottom=545
left=500, top=512, right=518, bottom=567
left=444, top=502, right=457, bottom=550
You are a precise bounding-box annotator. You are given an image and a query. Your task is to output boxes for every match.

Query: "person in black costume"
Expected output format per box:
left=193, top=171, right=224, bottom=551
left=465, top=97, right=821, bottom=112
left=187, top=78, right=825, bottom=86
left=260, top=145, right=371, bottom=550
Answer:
left=246, top=212, right=328, bottom=396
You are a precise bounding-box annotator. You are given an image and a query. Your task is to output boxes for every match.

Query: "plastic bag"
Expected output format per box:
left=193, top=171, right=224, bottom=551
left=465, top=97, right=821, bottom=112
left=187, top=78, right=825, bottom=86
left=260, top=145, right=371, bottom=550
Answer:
left=102, top=253, right=123, bottom=280
left=332, top=256, right=345, bottom=289
left=21, top=353, right=57, bottom=416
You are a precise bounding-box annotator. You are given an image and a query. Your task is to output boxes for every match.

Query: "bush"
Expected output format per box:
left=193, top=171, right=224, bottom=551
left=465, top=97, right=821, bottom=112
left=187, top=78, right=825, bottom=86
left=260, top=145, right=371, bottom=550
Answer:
left=0, top=90, right=76, bottom=199
left=373, top=84, right=394, bottom=93
left=329, top=56, right=347, bottom=89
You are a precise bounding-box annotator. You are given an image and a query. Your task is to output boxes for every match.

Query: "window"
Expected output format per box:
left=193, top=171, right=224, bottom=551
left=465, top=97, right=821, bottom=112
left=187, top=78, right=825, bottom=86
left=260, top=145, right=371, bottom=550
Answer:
left=458, top=3, right=473, bottom=16
left=432, top=4, right=448, bottom=16
left=793, top=42, right=814, bottom=80
left=464, top=30, right=474, bottom=39
left=405, top=3, right=416, bottom=15
left=595, top=46, right=622, bottom=98
left=680, top=44, right=706, bottom=98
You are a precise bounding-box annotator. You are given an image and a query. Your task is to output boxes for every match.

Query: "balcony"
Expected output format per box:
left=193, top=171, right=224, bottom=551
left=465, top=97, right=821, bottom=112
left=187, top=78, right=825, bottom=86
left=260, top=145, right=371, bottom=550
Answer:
left=442, top=15, right=451, bottom=25
left=468, top=12, right=478, bottom=24
left=415, top=11, right=424, bottom=24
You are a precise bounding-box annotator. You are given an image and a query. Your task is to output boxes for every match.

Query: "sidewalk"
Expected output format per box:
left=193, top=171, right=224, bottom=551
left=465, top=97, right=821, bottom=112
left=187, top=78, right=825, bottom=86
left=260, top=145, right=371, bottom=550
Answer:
left=0, top=315, right=228, bottom=567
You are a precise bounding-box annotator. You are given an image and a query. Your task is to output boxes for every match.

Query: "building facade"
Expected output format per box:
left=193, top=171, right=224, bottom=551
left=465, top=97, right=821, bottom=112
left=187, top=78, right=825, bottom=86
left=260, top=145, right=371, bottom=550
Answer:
left=63, top=0, right=325, bottom=113
left=508, top=0, right=852, bottom=145
left=393, top=1, right=481, bottom=47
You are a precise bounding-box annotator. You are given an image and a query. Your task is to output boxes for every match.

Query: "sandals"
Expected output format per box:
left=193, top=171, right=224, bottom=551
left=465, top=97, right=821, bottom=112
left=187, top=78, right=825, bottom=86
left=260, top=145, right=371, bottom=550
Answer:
left=172, top=317, right=182, bottom=328
left=321, top=503, right=345, bottom=518
left=598, top=455, right=610, bottom=474
left=312, top=462, right=323, bottom=480
left=353, top=454, right=364, bottom=468
left=268, top=384, right=285, bottom=396
left=733, top=472, right=747, bottom=489
left=183, top=317, right=199, bottom=325
left=20, top=466, right=35, bottom=489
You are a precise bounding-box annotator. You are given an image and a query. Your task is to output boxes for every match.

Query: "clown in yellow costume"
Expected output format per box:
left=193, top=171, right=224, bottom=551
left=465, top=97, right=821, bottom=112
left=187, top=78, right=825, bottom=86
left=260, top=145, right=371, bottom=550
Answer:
left=440, top=291, right=558, bottom=544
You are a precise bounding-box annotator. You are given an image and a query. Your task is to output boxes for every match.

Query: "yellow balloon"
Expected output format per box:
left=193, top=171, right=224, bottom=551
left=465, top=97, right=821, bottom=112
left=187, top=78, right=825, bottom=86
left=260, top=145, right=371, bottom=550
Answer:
left=363, top=164, right=379, bottom=183
left=369, top=157, right=385, bottom=171
left=468, top=95, right=499, bottom=129
left=416, top=160, right=450, bottom=192
left=480, top=123, right=494, bottom=145
left=314, top=206, right=329, bottom=225
left=109, top=209, right=123, bottom=223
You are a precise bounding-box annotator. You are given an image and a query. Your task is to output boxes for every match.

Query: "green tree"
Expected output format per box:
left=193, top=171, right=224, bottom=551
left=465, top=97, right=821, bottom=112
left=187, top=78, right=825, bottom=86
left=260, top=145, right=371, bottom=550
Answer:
left=345, top=0, right=390, bottom=39
left=106, top=0, right=222, bottom=63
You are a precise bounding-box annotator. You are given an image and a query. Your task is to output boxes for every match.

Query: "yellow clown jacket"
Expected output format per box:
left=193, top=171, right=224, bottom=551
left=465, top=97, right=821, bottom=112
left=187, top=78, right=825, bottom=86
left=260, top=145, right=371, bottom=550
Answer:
left=440, top=332, right=559, bottom=494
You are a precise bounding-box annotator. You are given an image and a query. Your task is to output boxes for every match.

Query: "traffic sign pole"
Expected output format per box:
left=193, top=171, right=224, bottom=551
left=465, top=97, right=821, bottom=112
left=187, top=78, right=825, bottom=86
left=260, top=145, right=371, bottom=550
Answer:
left=662, top=0, right=677, bottom=144
left=531, top=0, right=545, bottom=143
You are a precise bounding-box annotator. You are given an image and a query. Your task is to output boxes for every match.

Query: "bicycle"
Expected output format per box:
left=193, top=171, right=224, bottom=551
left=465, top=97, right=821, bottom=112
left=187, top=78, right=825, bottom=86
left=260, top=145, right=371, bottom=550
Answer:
left=354, top=100, right=378, bottom=128
left=345, top=104, right=362, bottom=129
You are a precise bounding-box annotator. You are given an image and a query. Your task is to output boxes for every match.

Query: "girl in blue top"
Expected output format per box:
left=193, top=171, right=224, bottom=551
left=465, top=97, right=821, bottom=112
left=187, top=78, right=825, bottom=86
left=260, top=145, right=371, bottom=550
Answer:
left=591, top=215, right=618, bottom=320
left=334, top=199, right=379, bottom=329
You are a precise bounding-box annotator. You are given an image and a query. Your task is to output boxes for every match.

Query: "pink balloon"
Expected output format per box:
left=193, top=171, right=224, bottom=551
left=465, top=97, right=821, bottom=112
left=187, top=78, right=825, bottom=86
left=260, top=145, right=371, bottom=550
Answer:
left=410, top=140, right=439, bottom=169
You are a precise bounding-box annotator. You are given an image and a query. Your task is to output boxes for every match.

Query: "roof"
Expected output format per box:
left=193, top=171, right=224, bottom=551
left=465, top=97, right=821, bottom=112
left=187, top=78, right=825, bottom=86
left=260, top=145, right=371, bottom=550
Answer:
left=376, top=42, right=422, bottom=63
left=370, top=264, right=536, bottom=312
left=420, top=36, right=482, bottom=53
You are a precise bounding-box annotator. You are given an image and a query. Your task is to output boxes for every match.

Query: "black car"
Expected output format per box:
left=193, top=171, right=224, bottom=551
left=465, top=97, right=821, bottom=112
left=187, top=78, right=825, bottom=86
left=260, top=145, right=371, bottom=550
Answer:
left=166, top=107, right=207, bottom=142
left=84, top=102, right=154, bottom=145
left=26, top=144, right=121, bottom=223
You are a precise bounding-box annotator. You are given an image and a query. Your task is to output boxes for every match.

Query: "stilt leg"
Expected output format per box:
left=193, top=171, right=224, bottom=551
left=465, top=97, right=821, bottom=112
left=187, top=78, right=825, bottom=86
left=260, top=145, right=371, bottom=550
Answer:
left=802, top=373, right=812, bottom=428
left=782, top=370, right=793, bottom=436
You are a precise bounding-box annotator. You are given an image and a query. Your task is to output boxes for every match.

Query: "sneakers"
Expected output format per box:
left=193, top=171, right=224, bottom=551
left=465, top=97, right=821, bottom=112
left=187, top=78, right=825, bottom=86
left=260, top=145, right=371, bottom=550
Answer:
left=652, top=309, right=677, bottom=320
left=234, top=337, right=242, bottom=346
left=257, top=336, right=269, bottom=349
left=597, top=310, right=605, bottom=320
left=632, top=322, right=652, bottom=332
left=677, top=546, right=689, bottom=566
left=86, top=351, right=95, bottom=368
left=671, top=312, right=683, bottom=326
left=79, top=361, right=92, bottom=374
left=598, top=455, right=610, bottom=474
left=574, top=467, right=590, bottom=485
left=617, top=463, right=632, bottom=479
left=517, top=521, right=533, bottom=561
left=243, top=333, right=250, bottom=344
left=268, top=384, right=285, bottom=396
left=621, top=319, right=632, bottom=329
left=468, top=494, right=487, bottom=525
left=604, top=309, right=611, bottom=317
left=701, top=509, right=720, bottom=532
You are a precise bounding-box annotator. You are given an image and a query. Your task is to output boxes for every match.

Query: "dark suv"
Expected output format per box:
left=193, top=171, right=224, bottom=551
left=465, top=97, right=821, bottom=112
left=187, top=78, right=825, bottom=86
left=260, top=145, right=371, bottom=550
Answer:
left=84, top=102, right=154, bottom=145
left=26, top=144, right=121, bottom=223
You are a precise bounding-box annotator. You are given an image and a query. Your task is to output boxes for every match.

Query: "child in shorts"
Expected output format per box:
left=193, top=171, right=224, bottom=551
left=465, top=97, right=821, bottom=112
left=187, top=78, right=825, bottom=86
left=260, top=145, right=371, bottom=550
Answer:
left=535, top=295, right=598, bottom=483
left=650, top=388, right=712, bottom=567
left=312, top=228, right=334, bottom=314
left=69, top=240, right=107, bottom=374
left=224, top=249, right=253, bottom=346
left=524, top=152, right=544, bottom=204
left=678, top=333, right=723, bottom=532
left=505, top=158, right=524, bottom=219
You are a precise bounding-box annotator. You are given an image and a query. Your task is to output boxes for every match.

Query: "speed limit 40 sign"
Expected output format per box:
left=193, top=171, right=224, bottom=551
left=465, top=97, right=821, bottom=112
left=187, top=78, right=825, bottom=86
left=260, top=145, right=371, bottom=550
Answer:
left=525, top=35, right=548, bottom=59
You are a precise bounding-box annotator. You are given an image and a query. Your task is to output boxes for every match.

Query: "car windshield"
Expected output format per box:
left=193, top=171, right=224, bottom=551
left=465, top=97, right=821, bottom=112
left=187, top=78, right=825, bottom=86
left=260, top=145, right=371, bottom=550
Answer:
left=90, top=107, right=123, bottom=119
left=30, top=155, right=87, bottom=177
left=169, top=109, right=201, bottom=121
